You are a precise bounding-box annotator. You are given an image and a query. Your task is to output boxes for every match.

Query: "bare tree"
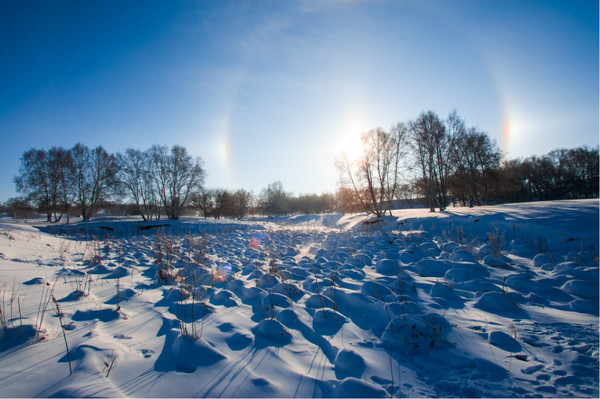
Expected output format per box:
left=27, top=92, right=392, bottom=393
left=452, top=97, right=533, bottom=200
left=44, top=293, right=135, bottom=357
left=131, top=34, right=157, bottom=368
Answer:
left=489, top=158, right=531, bottom=203
left=517, top=146, right=599, bottom=201
left=148, top=145, right=205, bottom=220
left=567, top=146, right=599, bottom=197
left=192, top=188, right=215, bottom=218
left=116, top=148, right=160, bottom=221
left=231, top=189, right=252, bottom=219
left=336, top=152, right=372, bottom=213
left=211, top=189, right=229, bottom=219
left=14, top=147, right=73, bottom=222
left=410, top=111, right=451, bottom=211
left=147, top=145, right=170, bottom=219
left=50, top=147, right=75, bottom=222
left=70, top=144, right=117, bottom=221
left=335, top=187, right=363, bottom=213
left=449, top=124, right=502, bottom=206
left=167, top=145, right=205, bottom=220
left=386, top=123, right=410, bottom=204
left=336, top=126, right=408, bottom=217
left=14, top=149, right=52, bottom=220
left=260, top=181, right=288, bottom=216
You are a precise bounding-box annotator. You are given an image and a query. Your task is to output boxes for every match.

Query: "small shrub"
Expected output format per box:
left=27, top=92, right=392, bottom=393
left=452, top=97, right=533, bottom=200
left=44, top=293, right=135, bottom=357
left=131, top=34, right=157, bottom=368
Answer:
left=487, top=228, right=504, bottom=256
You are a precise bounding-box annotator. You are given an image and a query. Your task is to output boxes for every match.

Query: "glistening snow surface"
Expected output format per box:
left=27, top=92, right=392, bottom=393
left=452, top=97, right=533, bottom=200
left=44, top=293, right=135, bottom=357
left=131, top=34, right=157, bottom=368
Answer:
left=0, top=199, right=597, bottom=397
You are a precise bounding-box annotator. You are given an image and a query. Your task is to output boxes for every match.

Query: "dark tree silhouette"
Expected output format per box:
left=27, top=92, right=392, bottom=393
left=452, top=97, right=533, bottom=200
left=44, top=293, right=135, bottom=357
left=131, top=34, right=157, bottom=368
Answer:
left=70, top=144, right=117, bottom=221
left=116, top=148, right=160, bottom=221
left=148, top=145, right=205, bottom=220
left=336, top=126, right=408, bottom=217
left=450, top=126, right=502, bottom=206
left=410, top=111, right=451, bottom=211
left=14, top=147, right=73, bottom=222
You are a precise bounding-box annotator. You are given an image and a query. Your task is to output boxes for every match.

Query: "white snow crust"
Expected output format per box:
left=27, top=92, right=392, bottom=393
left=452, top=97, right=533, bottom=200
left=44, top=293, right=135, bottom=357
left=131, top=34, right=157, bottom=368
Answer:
left=0, top=199, right=597, bottom=397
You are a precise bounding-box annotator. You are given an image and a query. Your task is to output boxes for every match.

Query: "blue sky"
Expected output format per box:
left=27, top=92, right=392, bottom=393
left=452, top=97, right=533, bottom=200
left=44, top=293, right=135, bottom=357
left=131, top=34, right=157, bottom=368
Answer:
left=0, top=0, right=597, bottom=202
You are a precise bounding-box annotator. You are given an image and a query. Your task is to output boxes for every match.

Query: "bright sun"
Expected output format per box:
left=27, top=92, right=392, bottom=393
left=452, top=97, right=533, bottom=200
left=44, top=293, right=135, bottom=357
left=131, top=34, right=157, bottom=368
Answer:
left=336, top=120, right=364, bottom=162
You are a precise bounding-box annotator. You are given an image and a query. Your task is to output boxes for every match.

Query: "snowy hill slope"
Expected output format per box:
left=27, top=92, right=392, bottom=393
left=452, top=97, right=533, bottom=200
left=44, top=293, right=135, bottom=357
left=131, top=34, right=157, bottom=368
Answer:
left=0, top=199, right=597, bottom=397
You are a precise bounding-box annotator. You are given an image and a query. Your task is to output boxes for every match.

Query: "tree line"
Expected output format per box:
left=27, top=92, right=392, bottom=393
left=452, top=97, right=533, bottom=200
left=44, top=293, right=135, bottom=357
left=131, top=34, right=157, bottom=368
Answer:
left=8, top=110, right=598, bottom=221
left=337, top=110, right=598, bottom=216
left=9, top=143, right=336, bottom=222
left=12, top=144, right=204, bottom=222
left=192, top=181, right=336, bottom=219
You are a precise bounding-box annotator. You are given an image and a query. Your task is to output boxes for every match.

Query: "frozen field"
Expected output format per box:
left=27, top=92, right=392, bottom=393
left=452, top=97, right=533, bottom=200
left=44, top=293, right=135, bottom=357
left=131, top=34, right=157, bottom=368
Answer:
left=0, top=199, right=598, bottom=397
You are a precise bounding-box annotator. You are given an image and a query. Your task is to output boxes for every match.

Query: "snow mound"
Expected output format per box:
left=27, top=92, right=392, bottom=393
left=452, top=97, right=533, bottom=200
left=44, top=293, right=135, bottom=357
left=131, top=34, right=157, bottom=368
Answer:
left=381, top=314, right=448, bottom=352
left=414, top=258, right=450, bottom=277
left=474, top=291, right=527, bottom=318
left=252, top=319, right=291, bottom=346
left=155, top=329, right=227, bottom=372
left=561, top=279, right=597, bottom=299
left=312, top=308, right=348, bottom=335
left=489, top=331, right=521, bottom=352
left=375, top=258, right=400, bottom=275
left=0, top=200, right=597, bottom=398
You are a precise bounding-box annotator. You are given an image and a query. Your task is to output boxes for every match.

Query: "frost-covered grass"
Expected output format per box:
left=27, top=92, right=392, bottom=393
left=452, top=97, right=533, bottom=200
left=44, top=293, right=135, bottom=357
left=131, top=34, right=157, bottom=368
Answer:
left=0, top=199, right=598, bottom=397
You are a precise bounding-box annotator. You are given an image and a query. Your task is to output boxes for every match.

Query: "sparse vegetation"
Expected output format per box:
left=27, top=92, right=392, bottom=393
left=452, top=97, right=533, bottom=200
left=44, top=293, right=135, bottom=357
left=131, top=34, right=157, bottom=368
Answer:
left=35, top=278, right=57, bottom=340
left=487, top=227, right=505, bottom=256
left=52, top=296, right=72, bottom=376
left=0, top=200, right=597, bottom=397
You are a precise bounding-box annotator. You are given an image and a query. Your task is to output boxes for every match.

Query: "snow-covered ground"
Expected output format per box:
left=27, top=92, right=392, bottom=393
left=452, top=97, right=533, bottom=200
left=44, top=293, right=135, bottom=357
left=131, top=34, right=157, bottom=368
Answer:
left=0, top=199, right=597, bottom=397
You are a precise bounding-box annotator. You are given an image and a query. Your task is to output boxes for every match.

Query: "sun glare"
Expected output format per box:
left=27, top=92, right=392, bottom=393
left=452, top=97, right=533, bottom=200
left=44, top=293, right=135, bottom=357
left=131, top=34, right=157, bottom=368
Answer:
left=336, top=120, right=365, bottom=162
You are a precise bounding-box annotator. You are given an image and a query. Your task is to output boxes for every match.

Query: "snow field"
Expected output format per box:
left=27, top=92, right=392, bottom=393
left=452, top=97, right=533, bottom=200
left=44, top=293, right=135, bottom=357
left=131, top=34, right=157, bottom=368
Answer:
left=0, top=199, right=598, bottom=397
